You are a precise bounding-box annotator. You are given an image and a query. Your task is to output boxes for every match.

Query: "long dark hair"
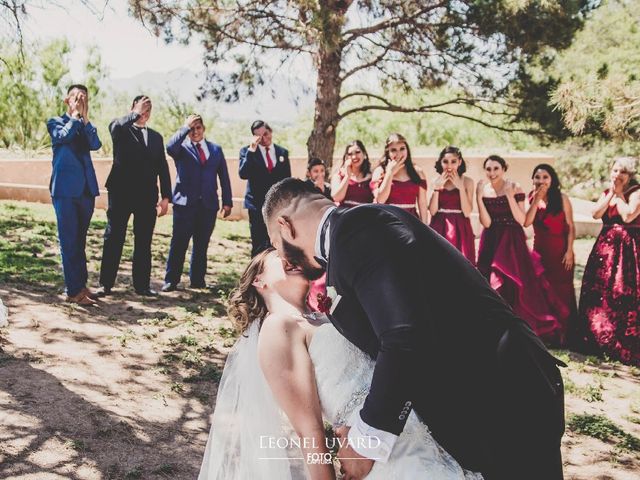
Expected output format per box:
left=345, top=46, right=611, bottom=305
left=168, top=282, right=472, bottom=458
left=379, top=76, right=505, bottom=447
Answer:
left=340, top=140, right=371, bottom=176
left=381, top=133, right=421, bottom=184
left=531, top=163, right=563, bottom=215
left=435, top=146, right=467, bottom=175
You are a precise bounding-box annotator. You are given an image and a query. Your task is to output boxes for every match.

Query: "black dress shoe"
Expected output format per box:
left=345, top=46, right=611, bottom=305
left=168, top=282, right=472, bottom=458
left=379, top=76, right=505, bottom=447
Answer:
left=135, top=288, right=158, bottom=297
left=161, top=282, right=178, bottom=292
left=95, top=286, right=112, bottom=297
left=190, top=282, right=212, bottom=289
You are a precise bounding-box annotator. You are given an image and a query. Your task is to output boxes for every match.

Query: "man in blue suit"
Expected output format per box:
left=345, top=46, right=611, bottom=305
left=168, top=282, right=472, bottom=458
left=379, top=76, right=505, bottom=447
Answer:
left=161, top=114, right=233, bottom=291
left=238, top=120, right=291, bottom=256
left=47, top=84, right=101, bottom=305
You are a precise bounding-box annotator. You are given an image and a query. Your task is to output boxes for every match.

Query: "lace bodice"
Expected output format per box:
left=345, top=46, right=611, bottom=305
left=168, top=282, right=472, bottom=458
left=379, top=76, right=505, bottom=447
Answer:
left=309, top=323, right=483, bottom=479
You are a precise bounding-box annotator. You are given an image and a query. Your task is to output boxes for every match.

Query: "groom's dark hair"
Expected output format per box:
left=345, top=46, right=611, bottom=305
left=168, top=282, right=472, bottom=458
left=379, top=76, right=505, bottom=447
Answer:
left=263, top=178, right=326, bottom=222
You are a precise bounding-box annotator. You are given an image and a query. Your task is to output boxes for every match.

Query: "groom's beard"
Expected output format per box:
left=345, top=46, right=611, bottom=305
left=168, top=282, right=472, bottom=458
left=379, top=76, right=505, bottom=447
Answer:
left=282, top=238, right=325, bottom=281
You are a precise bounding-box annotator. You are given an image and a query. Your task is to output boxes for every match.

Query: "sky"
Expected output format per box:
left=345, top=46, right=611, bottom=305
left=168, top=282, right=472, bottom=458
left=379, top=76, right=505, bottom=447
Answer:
left=22, top=0, right=205, bottom=80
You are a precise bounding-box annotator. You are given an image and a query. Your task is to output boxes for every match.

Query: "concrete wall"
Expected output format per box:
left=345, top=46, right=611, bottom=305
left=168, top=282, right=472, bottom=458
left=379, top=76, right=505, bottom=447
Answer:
left=0, top=153, right=601, bottom=237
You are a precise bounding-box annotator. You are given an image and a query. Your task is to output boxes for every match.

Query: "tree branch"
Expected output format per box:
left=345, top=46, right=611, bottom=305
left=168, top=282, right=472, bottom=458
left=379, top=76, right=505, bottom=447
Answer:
left=338, top=95, right=542, bottom=135
left=342, top=1, right=447, bottom=44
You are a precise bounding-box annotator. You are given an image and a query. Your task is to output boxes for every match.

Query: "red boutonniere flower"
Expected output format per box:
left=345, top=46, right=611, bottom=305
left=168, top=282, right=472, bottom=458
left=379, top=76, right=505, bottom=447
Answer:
left=317, top=292, right=332, bottom=314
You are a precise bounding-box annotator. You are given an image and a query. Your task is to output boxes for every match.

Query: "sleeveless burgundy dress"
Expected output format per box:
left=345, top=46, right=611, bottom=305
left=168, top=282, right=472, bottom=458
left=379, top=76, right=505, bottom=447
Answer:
left=337, top=175, right=374, bottom=208
left=529, top=195, right=577, bottom=345
left=573, top=186, right=640, bottom=365
left=477, top=193, right=567, bottom=344
left=430, top=188, right=476, bottom=265
left=371, top=178, right=427, bottom=218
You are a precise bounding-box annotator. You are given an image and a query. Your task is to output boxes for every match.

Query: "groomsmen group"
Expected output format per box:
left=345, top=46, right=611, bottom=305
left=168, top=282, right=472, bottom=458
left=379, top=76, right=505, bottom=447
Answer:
left=47, top=85, right=289, bottom=305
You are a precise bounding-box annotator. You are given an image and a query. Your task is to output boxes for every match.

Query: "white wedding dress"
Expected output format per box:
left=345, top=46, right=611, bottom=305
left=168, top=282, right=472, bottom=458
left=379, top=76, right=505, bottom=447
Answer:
left=198, top=319, right=483, bottom=479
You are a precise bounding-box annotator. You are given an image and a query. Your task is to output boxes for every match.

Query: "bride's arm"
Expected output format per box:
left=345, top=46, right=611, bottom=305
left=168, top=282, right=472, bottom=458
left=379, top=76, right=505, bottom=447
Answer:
left=258, top=314, right=335, bottom=480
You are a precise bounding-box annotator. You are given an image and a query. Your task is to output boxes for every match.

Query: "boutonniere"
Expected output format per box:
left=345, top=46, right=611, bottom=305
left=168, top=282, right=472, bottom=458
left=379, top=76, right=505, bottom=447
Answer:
left=279, top=155, right=285, bottom=163
left=317, top=286, right=341, bottom=315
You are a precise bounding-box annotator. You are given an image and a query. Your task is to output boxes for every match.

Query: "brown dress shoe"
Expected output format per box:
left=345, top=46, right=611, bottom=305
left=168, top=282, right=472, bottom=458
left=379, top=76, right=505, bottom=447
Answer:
left=66, top=291, right=98, bottom=306
left=82, top=287, right=100, bottom=301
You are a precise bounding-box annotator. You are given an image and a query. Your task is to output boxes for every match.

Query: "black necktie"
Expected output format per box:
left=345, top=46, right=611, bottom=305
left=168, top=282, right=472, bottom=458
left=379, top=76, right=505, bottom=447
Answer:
left=132, top=126, right=146, bottom=146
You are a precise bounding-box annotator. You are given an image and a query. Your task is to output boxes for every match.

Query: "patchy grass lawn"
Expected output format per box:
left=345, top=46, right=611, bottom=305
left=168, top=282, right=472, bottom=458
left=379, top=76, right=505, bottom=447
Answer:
left=0, top=200, right=638, bottom=479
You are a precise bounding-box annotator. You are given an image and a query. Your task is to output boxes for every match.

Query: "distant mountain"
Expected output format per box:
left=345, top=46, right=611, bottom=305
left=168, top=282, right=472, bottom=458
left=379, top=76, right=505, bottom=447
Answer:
left=108, top=68, right=316, bottom=123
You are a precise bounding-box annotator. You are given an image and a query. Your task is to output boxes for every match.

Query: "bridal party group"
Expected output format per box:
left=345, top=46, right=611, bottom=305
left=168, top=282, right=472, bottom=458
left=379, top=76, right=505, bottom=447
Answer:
left=296, top=137, right=639, bottom=367
left=47, top=86, right=639, bottom=368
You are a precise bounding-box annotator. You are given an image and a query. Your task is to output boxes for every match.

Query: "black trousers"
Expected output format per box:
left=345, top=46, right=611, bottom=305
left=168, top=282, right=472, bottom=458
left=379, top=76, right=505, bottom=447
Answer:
left=413, top=327, right=564, bottom=480
left=248, top=208, right=271, bottom=257
left=99, top=193, right=157, bottom=291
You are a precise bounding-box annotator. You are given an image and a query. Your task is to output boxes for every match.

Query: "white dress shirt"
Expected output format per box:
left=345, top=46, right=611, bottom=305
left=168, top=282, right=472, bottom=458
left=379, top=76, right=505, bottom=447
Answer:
left=313, top=205, right=399, bottom=463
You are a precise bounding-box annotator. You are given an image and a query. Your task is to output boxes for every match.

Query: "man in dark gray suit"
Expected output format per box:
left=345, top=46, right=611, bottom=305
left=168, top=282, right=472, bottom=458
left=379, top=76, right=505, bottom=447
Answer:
left=98, top=95, right=171, bottom=297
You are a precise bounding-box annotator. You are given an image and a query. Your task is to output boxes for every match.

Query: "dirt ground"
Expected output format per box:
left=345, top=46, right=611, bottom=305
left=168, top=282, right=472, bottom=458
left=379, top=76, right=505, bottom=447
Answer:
left=0, top=200, right=639, bottom=479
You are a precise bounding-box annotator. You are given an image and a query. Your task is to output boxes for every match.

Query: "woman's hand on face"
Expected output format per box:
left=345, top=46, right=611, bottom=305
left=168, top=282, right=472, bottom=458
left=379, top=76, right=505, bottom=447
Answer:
left=433, top=174, right=448, bottom=191
left=533, top=183, right=549, bottom=201
left=450, top=171, right=464, bottom=189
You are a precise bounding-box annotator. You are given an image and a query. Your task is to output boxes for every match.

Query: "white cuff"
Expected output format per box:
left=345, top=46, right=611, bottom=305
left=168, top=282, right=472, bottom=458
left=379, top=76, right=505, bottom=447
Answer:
left=346, top=408, right=398, bottom=463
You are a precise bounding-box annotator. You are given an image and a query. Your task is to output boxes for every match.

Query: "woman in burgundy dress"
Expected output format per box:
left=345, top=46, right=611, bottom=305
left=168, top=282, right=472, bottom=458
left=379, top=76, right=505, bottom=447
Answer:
left=371, top=133, right=428, bottom=223
left=309, top=142, right=373, bottom=313
left=476, top=155, right=565, bottom=344
left=575, top=157, right=640, bottom=365
left=524, top=164, right=577, bottom=346
left=429, top=146, right=476, bottom=264
left=331, top=140, right=374, bottom=208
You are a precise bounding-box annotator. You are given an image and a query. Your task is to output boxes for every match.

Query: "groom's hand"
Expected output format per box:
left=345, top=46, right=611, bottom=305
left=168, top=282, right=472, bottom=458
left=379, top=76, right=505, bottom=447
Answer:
left=335, top=426, right=374, bottom=480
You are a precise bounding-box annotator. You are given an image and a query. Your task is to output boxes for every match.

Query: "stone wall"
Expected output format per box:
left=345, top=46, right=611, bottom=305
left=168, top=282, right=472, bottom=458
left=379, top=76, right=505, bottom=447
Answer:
left=0, top=153, right=600, bottom=237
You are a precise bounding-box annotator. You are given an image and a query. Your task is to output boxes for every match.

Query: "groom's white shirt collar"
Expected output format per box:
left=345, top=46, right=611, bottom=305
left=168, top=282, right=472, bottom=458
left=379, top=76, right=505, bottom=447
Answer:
left=314, top=205, right=336, bottom=263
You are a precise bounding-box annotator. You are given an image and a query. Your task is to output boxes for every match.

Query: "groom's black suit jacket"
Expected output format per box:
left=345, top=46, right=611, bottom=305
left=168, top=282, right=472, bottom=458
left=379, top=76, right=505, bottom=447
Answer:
left=326, top=204, right=565, bottom=477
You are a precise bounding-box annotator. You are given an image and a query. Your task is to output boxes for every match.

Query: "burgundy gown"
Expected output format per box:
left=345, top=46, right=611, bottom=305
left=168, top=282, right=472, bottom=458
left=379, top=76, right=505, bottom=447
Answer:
left=430, top=188, right=476, bottom=265
left=371, top=178, right=427, bottom=218
left=575, top=186, right=640, bottom=366
left=337, top=175, right=374, bottom=208
left=530, top=195, right=577, bottom=345
left=477, top=193, right=566, bottom=344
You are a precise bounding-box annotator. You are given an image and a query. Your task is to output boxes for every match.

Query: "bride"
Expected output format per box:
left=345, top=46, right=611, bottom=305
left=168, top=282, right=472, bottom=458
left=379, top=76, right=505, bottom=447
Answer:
left=198, top=248, right=482, bottom=479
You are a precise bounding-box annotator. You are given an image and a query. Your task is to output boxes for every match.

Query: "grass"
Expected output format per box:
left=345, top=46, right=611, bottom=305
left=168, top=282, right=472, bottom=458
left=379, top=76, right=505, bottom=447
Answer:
left=0, top=199, right=250, bottom=290
left=185, top=363, right=223, bottom=383
left=568, top=414, right=640, bottom=453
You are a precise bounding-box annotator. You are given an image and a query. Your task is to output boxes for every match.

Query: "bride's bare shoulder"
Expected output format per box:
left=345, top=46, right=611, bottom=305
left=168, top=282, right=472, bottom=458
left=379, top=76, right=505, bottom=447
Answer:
left=258, top=313, right=306, bottom=349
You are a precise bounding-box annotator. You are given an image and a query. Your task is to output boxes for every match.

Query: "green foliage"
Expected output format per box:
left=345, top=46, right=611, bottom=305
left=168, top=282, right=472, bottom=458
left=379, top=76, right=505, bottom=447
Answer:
left=568, top=413, right=640, bottom=452
left=0, top=38, right=106, bottom=151
left=549, top=0, right=640, bottom=139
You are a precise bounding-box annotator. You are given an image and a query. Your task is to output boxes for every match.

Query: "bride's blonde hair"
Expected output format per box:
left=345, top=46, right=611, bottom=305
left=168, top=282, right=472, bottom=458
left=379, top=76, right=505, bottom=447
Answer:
left=227, top=248, right=274, bottom=335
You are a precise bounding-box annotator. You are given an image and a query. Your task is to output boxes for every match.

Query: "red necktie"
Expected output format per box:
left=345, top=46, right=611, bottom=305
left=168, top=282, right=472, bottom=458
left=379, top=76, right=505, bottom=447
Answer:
left=265, top=148, right=274, bottom=173
left=195, top=142, right=207, bottom=165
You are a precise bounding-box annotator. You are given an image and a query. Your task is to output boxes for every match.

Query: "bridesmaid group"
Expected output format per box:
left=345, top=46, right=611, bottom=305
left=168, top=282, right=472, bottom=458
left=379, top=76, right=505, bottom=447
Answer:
left=306, top=135, right=639, bottom=365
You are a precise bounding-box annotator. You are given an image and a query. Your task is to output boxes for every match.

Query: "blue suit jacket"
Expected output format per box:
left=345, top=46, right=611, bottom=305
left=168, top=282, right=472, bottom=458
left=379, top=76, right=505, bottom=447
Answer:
left=238, top=143, right=291, bottom=210
left=166, top=126, right=233, bottom=211
left=47, top=114, right=101, bottom=198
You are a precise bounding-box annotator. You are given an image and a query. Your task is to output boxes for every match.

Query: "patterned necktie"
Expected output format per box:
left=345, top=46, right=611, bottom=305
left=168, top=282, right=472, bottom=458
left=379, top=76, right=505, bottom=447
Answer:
left=265, top=147, right=274, bottom=173
left=195, top=142, right=207, bottom=165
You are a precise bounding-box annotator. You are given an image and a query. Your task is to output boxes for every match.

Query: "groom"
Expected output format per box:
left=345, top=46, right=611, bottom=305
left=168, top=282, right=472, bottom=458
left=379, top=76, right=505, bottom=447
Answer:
left=263, top=178, right=565, bottom=480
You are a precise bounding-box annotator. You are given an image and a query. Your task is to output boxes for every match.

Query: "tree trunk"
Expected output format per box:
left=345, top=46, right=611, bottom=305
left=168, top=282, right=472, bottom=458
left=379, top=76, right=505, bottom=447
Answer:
left=306, top=43, right=343, bottom=171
